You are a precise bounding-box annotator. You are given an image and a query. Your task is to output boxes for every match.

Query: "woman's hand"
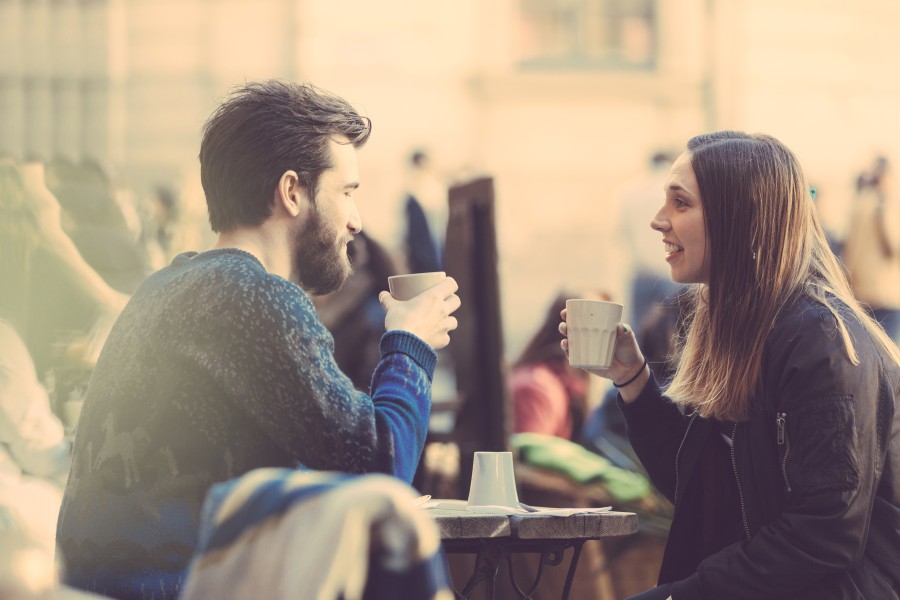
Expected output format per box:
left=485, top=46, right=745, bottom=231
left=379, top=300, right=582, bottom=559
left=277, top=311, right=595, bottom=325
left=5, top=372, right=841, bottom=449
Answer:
left=380, top=277, right=461, bottom=350
left=559, top=308, right=649, bottom=402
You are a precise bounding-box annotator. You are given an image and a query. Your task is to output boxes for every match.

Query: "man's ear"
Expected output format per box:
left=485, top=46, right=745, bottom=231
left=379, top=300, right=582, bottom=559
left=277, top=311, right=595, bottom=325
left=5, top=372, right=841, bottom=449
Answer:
left=275, top=170, right=307, bottom=217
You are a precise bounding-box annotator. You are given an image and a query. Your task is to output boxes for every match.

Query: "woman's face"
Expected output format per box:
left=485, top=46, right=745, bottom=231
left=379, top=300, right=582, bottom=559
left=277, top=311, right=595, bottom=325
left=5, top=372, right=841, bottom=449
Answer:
left=651, top=151, right=710, bottom=285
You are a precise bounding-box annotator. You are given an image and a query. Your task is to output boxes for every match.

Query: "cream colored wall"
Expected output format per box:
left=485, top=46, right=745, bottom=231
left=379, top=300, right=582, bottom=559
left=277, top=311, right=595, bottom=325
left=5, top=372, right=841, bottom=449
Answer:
left=472, top=0, right=711, bottom=352
left=710, top=0, right=900, bottom=238
left=3, top=0, right=899, bottom=358
left=294, top=0, right=481, bottom=249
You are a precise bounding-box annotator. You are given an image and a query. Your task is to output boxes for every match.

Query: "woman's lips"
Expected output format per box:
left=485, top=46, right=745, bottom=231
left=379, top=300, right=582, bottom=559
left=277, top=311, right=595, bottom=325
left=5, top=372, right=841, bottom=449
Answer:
left=664, top=242, right=683, bottom=261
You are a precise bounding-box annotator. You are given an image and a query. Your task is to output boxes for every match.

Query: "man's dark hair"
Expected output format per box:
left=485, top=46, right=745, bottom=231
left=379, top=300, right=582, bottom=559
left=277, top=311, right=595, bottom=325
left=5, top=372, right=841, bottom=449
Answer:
left=199, top=80, right=372, bottom=233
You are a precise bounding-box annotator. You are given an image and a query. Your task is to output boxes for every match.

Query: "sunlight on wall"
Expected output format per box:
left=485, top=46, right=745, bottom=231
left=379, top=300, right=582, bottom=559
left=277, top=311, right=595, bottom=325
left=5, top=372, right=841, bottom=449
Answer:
left=2, top=0, right=899, bottom=358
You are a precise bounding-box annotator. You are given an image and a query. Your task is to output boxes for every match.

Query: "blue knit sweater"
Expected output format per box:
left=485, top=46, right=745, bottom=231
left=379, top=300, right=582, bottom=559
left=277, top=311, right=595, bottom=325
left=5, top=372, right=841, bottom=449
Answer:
left=56, top=249, right=436, bottom=599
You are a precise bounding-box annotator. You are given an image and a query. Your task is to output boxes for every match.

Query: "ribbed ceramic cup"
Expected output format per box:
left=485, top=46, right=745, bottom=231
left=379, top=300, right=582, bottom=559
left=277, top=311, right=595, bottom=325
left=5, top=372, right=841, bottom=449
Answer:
left=466, top=451, right=519, bottom=509
left=387, top=271, right=446, bottom=301
left=565, top=299, right=623, bottom=369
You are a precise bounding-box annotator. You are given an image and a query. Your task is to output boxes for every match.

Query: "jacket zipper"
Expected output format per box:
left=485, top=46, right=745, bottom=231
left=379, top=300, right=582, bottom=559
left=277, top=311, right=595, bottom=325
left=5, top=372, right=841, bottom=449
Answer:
left=776, top=412, right=792, bottom=493
left=730, top=423, right=752, bottom=540
left=673, top=413, right=699, bottom=503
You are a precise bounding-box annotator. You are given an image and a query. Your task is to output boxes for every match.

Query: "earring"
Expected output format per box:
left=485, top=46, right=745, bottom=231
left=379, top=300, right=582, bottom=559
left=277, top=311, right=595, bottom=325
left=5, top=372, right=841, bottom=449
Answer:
left=751, top=249, right=757, bottom=261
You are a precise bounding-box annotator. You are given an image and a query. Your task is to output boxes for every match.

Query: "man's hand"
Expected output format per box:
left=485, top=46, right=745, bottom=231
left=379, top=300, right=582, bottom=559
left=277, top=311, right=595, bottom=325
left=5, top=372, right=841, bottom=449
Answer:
left=380, top=277, right=461, bottom=349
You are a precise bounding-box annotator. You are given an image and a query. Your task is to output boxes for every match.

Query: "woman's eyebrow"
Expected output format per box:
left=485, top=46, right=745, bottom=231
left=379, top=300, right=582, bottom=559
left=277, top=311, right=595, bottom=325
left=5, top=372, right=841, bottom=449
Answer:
left=667, top=183, right=693, bottom=197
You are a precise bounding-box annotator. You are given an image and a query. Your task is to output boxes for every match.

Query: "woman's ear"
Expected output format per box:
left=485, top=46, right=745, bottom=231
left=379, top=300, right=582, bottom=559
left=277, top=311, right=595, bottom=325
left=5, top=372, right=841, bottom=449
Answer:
left=275, top=170, right=307, bottom=217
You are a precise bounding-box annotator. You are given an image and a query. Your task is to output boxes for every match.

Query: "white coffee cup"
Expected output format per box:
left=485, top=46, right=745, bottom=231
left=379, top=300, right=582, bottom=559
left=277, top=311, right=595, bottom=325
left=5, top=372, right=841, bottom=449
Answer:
left=566, top=299, right=624, bottom=369
left=387, top=271, right=446, bottom=301
left=467, top=451, right=520, bottom=509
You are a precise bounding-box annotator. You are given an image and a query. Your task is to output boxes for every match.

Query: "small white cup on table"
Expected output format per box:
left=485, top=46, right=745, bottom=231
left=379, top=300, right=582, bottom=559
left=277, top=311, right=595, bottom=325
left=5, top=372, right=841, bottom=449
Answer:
left=466, top=451, right=520, bottom=510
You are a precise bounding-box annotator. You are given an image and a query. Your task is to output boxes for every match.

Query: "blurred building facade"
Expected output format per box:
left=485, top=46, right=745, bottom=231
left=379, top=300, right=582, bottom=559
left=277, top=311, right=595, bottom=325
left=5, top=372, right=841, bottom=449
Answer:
left=2, top=0, right=899, bottom=355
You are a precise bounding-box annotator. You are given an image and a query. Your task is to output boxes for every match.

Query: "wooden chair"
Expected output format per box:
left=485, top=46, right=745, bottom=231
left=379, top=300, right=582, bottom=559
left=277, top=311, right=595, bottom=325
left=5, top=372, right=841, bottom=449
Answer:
left=414, top=176, right=511, bottom=501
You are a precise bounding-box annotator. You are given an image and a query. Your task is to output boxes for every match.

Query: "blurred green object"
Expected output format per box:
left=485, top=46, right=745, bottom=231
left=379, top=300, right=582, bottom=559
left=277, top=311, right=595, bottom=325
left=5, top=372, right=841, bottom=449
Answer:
left=511, top=432, right=651, bottom=503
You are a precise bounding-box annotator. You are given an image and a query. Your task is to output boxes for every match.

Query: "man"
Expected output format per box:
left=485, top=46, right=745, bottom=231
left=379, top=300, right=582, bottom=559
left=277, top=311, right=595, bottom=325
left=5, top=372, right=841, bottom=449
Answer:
left=56, top=80, right=461, bottom=599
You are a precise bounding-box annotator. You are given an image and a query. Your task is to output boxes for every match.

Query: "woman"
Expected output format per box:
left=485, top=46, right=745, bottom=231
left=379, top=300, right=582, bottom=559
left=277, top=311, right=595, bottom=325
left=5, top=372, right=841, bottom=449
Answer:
left=561, top=132, right=900, bottom=599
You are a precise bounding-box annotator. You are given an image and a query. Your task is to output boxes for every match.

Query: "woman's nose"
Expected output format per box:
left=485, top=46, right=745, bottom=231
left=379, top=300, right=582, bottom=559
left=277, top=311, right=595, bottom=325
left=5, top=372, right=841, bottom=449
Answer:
left=650, top=209, right=669, bottom=232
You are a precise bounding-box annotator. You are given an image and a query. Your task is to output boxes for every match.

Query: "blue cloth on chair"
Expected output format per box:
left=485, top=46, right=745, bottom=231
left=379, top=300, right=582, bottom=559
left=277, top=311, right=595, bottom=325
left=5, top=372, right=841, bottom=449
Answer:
left=180, top=469, right=452, bottom=600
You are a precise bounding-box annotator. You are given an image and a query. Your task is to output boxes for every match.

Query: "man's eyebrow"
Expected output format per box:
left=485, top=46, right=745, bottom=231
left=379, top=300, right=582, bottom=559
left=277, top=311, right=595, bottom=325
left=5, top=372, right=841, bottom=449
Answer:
left=344, top=182, right=360, bottom=190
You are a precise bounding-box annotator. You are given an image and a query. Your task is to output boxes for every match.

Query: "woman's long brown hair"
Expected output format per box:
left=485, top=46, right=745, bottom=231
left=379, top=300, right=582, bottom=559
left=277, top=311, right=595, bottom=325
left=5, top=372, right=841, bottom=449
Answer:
left=665, top=132, right=900, bottom=422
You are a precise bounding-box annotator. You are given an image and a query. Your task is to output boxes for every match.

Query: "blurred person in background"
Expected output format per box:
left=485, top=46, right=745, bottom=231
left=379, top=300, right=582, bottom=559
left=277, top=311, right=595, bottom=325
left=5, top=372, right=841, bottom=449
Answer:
left=44, top=158, right=149, bottom=295
left=807, top=183, right=844, bottom=259
left=402, top=148, right=446, bottom=274
left=313, top=231, right=399, bottom=391
left=616, top=150, right=684, bottom=328
left=24, top=159, right=145, bottom=377
left=140, top=184, right=181, bottom=270
left=0, top=160, right=102, bottom=574
left=510, top=290, right=610, bottom=441
left=562, top=132, right=900, bottom=599
left=842, top=154, right=900, bottom=345
left=56, top=80, right=461, bottom=600
left=16, top=162, right=129, bottom=400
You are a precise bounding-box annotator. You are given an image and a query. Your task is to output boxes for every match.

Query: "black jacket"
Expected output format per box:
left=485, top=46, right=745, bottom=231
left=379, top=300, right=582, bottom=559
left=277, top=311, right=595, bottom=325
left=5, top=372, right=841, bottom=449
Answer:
left=621, top=295, right=900, bottom=599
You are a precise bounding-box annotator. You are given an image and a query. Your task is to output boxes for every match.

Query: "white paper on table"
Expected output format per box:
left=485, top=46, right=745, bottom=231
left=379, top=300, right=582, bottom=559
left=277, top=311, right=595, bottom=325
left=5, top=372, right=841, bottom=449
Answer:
left=420, top=499, right=612, bottom=516
left=420, top=499, right=468, bottom=511
left=518, top=506, right=613, bottom=517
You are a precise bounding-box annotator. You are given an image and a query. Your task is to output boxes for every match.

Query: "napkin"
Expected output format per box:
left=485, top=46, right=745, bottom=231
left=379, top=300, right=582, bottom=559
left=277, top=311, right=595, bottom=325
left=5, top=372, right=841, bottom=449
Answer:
left=420, top=499, right=612, bottom=517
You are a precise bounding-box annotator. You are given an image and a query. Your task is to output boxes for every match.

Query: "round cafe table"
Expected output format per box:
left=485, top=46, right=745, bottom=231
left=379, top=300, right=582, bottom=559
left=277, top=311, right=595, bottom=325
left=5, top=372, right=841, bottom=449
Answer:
left=427, top=504, right=638, bottom=599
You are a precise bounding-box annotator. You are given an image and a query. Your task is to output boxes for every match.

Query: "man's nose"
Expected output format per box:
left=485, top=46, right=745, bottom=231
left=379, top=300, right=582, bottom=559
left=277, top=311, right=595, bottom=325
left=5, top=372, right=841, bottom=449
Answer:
left=348, top=201, right=362, bottom=234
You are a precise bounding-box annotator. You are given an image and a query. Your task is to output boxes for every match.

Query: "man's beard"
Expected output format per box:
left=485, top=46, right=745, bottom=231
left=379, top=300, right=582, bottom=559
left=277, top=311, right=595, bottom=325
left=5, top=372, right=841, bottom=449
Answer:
left=293, top=208, right=353, bottom=296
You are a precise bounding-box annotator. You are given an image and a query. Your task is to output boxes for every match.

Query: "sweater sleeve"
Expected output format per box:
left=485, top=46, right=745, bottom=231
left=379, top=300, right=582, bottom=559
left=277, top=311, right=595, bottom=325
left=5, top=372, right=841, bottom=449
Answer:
left=176, top=273, right=434, bottom=485
left=370, top=331, right=436, bottom=482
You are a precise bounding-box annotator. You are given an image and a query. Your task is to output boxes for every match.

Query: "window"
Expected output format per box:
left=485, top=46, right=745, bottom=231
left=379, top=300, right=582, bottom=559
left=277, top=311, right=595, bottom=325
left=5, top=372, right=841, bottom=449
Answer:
left=518, top=0, right=656, bottom=69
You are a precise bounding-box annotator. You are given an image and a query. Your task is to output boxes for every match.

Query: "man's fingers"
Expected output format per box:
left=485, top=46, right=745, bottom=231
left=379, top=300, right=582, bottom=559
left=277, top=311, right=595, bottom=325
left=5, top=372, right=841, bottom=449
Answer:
left=379, top=291, right=395, bottom=310
left=444, top=276, right=459, bottom=294
left=432, top=277, right=458, bottom=297
left=445, top=294, right=462, bottom=314
left=437, top=333, right=451, bottom=349
left=446, top=316, right=458, bottom=332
